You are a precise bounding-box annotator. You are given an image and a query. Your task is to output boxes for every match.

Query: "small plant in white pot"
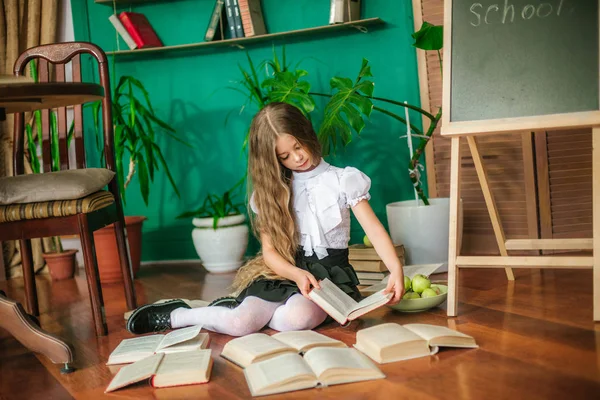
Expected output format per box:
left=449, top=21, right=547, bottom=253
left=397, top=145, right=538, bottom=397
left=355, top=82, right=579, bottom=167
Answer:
left=178, top=179, right=249, bottom=273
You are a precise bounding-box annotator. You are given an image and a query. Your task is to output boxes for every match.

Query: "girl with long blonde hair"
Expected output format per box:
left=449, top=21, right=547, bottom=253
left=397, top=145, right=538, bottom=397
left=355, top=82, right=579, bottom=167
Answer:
left=126, top=102, right=405, bottom=336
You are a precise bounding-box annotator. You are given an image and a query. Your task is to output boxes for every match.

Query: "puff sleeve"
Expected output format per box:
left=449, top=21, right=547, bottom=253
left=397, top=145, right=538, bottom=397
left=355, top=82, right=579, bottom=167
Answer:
left=340, top=167, right=371, bottom=208
left=249, top=192, right=258, bottom=214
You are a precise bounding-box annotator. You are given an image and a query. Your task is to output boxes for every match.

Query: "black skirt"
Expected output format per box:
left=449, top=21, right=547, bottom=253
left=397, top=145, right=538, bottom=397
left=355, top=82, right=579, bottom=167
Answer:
left=234, top=248, right=362, bottom=304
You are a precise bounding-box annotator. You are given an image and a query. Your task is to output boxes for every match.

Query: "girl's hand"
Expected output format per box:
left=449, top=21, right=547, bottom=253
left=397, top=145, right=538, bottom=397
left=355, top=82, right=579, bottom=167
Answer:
left=383, top=270, right=405, bottom=305
left=292, top=269, right=320, bottom=298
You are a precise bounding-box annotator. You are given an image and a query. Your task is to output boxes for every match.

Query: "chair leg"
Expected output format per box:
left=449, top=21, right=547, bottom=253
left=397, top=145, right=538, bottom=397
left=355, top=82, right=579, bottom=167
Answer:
left=19, top=240, right=39, bottom=316
left=114, top=218, right=137, bottom=310
left=77, top=214, right=107, bottom=336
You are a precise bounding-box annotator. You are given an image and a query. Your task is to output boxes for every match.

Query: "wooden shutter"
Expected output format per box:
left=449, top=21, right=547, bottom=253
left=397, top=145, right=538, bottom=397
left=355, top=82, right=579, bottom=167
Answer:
left=535, top=129, right=593, bottom=242
left=413, top=0, right=539, bottom=255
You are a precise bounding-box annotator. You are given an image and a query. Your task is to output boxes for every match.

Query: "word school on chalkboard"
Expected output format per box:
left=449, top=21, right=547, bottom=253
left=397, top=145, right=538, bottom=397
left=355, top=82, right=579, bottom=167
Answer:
left=442, top=0, right=600, bottom=136
left=469, top=0, right=570, bottom=26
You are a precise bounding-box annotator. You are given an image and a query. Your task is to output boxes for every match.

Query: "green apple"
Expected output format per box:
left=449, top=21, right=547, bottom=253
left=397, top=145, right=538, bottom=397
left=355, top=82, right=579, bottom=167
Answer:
left=363, top=235, right=373, bottom=247
left=411, top=274, right=431, bottom=294
left=403, top=292, right=421, bottom=300
left=404, top=275, right=411, bottom=291
left=431, top=286, right=442, bottom=295
left=421, top=288, right=438, bottom=298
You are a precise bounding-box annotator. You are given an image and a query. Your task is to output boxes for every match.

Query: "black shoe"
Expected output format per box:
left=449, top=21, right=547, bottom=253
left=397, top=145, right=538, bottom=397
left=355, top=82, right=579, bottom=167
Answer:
left=208, top=296, right=240, bottom=309
left=126, top=299, right=191, bottom=334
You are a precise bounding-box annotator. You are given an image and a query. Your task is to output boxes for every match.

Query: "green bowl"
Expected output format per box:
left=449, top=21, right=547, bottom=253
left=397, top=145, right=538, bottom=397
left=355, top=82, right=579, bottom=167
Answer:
left=388, top=284, right=448, bottom=313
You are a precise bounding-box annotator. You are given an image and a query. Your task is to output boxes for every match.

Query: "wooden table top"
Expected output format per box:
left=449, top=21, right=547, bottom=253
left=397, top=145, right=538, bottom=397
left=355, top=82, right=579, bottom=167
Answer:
left=0, top=82, right=104, bottom=114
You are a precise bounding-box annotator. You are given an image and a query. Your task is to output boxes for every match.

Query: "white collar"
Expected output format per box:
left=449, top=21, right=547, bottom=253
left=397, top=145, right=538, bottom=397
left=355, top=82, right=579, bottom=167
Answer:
left=292, top=159, right=329, bottom=181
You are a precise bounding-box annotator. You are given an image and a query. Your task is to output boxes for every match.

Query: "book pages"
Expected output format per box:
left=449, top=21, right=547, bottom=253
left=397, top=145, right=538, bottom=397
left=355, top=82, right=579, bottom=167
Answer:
left=222, top=333, right=295, bottom=367
left=271, top=330, right=346, bottom=353
left=157, top=325, right=203, bottom=351
left=153, top=350, right=212, bottom=387
left=105, top=353, right=164, bottom=393
left=309, top=279, right=357, bottom=319
left=404, top=324, right=478, bottom=348
left=303, top=347, right=385, bottom=386
left=106, top=335, right=164, bottom=365
left=244, top=353, right=317, bottom=396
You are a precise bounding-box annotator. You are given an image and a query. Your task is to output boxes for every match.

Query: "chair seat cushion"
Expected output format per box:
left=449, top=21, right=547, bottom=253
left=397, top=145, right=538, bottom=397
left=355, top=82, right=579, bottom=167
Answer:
left=0, top=190, right=114, bottom=223
left=0, top=168, right=115, bottom=205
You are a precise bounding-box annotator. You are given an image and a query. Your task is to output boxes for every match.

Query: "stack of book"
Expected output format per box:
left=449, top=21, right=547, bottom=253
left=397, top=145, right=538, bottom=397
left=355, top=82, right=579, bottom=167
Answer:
left=203, top=0, right=266, bottom=42
left=349, top=244, right=405, bottom=288
left=104, top=325, right=213, bottom=392
left=109, top=12, right=163, bottom=50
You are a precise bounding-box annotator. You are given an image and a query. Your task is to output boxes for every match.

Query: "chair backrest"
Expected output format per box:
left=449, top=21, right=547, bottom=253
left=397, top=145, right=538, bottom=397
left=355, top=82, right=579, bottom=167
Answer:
left=12, top=42, right=115, bottom=176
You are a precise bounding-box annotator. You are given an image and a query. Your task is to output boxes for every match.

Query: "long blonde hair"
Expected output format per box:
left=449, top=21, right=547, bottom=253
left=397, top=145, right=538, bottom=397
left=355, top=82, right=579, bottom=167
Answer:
left=231, top=102, right=322, bottom=294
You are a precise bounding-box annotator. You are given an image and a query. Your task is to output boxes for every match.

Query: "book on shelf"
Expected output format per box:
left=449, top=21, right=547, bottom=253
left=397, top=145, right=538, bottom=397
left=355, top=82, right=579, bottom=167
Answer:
left=348, top=244, right=405, bottom=261
left=205, top=0, right=225, bottom=41
left=118, top=11, right=163, bottom=48
left=243, top=347, right=384, bottom=397
left=239, top=0, right=266, bottom=37
left=308, top=278, right=391, bottom=325
left=221, top=330, right=347, bottom=368
left=224, top=0, right=237, bottom=38
left=354, top=323, right=478, bottom=364
left=346, top=0, right=361, bottom=21
left=356, top=271, right=388, bottom=281
left=108, top=14, right=137, bottom=50
left=329, top=0, right=346, bottom=24
left=232, top=0, right=245, bottom=37
left=107, top=325, right=210, bottom=365
left=105, top=350, right=213, bottom=392
left=358, top=278, right=383, bottom=286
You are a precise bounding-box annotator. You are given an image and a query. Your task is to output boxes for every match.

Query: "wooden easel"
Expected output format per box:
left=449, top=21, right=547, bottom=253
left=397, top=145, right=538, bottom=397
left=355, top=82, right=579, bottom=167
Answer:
left=442, top=0, right=600, bottom=321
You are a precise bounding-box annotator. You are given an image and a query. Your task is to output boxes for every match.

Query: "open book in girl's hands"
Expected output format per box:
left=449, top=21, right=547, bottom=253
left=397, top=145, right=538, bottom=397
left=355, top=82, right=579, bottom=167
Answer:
left=243, top=347, right=385, bottom=397
left=354, top=323, right=478, bottom=364
left=107, top=325, right=210, bottom=365
left=308, top=278, right=392, bottom=325
left=221, top=330, right=347, bottom=368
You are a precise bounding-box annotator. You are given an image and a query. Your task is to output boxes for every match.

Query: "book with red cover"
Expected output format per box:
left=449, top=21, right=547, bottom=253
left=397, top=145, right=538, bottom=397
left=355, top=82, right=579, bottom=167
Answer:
left=118, top=12, right=163, bottom=49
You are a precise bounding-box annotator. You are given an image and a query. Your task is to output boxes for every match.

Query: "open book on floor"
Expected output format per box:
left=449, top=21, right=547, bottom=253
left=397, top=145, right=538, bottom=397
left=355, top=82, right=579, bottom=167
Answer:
left=354, top=323, right=478, bottom=364
left=105, top=349, right=213, bottom=392
left=308, top=278, right=392, bottom=325
left=244, top=347, right=385, bottom=397
left=221, top=330, right=347, bottom=368
left=107, top=325, right=210, bottom=365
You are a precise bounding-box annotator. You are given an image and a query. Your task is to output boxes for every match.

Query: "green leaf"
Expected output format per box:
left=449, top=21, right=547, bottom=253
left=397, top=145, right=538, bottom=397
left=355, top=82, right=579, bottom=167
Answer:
left=412, top=22, right=443, bottom=51
left=67, top=120, right=75, bottom=149
left=263, top=70, right=315, bottom=115
left=34, top=110, right=42, bottom=152
left=50, top=111, right=60, bottom=171
left=151, top=142, right=180, bottom=197
left=317, top=61, right=375, bottom=155
left=137, top=155, right=150, bottom=206
left=25, top=124, right=40, bottom=174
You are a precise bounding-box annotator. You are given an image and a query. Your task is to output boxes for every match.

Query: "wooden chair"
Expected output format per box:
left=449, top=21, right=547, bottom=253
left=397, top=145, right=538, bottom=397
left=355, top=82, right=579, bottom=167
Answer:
left=0, top=42, right=136, bottom=336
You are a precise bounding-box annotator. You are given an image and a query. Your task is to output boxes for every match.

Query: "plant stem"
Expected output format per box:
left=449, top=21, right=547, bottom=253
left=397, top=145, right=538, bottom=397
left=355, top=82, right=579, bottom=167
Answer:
left=372, top=106, right=423, bottom=136
left=408, top=107, right=442, bottom=205
left=124, top=158, right=136, bottom=190
left=437, top=50, right=443, bottom=76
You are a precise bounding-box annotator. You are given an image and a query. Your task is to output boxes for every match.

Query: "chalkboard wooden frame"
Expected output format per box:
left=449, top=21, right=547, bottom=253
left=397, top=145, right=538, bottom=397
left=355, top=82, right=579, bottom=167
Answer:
left=441, top=0, right=600, bottom=136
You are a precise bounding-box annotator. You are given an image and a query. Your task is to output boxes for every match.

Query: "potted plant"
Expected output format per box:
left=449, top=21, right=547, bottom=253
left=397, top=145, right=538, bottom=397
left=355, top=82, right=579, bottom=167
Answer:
left=91, top=75, right=187, bottom=283
left=177, top=178, right=248, bottom=273
left=234, top=22, right=460, bottom=269
left=24, top=62, right=78, bottom=281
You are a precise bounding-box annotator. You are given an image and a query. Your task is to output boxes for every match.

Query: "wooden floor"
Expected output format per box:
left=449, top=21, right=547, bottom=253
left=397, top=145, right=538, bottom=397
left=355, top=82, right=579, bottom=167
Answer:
left=1, top=264, right=599, bottom=399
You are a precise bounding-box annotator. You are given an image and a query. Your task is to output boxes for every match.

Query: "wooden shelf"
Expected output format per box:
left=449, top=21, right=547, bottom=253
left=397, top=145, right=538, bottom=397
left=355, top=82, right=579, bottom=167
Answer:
left=95, top=0, right=166, bottom=5
left=105, top=18, right=385, bottom=57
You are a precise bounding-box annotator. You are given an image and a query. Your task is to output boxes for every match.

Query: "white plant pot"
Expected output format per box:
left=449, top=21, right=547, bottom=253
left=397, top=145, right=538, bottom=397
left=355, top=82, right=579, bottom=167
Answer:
left=191, top=214, right=249, bottom=273
left=386, top=198, right=463, bottom=273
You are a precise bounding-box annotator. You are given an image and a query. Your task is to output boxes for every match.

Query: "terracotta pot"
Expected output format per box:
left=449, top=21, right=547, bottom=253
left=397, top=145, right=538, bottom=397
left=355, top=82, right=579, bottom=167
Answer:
left=43, top=249, right=78, bottom=281
left=94, top=216, right=146, bottom=284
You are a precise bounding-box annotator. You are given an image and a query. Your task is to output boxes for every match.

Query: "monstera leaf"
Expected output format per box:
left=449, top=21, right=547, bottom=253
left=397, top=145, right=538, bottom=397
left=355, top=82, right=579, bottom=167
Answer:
left=412, top=22, right=443, bottom=51
left=318, top=59, right=374, bottom=155
left=262, top=69, right=315, bottom=116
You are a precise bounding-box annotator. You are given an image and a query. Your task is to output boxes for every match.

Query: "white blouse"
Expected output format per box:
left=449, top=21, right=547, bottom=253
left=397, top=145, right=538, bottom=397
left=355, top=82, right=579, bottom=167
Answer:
left=250, top=159, right=371, bottom=259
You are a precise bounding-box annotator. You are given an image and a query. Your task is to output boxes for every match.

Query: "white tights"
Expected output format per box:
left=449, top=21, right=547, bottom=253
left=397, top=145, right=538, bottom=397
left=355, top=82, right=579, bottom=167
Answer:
left=170, top=294, right=327, bottom=337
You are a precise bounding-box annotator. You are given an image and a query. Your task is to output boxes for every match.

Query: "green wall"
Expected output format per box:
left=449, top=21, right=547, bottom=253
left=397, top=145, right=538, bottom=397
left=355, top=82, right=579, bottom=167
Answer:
left=72, top=0, right=427, bottom=261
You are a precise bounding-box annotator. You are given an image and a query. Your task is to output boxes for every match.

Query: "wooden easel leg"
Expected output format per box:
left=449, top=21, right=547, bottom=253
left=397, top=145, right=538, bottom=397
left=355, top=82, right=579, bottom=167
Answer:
left=448, top=137, right=462, bottom=317
left=466, top=136, right=515, bottom=281
left=593, top=128, right=599, bottom=322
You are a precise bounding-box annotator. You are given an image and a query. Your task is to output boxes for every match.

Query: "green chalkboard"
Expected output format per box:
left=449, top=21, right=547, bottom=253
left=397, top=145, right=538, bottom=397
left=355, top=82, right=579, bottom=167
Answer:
left=450, top=0, right=598, bottom=122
